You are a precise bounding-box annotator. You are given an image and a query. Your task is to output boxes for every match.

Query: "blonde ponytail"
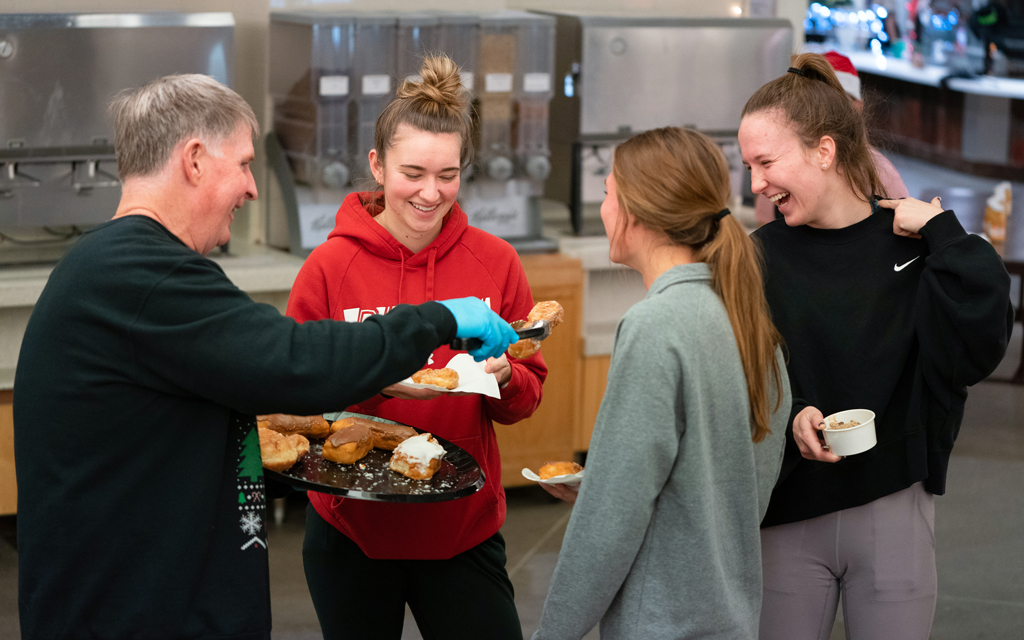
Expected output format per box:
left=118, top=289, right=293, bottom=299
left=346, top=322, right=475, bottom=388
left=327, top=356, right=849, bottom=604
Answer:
left=613, top=127, right=783, bottom=442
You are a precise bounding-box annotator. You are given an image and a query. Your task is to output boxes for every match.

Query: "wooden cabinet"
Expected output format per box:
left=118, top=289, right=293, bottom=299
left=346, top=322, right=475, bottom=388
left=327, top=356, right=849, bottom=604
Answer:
left=496, top=253, right=584, bottom=487
left=0, top=390, right=15, bottom=515
left=577, top=355, right=611, bottom=453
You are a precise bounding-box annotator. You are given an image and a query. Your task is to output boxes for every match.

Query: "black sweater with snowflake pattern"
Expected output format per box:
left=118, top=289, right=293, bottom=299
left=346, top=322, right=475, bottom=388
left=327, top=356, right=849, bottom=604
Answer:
left=14, top=216, right=455, bottom=639
left=754, top=205, right=1013, bottom=527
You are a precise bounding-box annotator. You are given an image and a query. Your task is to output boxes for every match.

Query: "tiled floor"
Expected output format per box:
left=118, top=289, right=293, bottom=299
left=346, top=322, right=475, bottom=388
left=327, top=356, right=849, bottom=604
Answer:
left=0, top=153, right=1021, bottom=639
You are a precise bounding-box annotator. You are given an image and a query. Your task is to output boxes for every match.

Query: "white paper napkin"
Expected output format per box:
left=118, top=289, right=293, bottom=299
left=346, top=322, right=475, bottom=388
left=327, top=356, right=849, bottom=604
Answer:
left=521, top=467, right=585, bottom=486
left=398, top=353, right=501, bottom=399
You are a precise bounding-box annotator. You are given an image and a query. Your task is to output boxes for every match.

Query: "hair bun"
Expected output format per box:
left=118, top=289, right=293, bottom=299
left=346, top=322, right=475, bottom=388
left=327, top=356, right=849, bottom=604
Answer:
left=397, top=55, right=469, bottom=117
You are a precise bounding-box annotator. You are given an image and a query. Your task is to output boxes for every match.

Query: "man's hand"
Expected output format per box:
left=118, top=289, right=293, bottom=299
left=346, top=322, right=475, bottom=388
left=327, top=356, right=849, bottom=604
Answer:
left=878, top=196, right=944, bottom=239
left=793, top=405, right=842, bottom=463
left=438, top=297, right=519, bottom=361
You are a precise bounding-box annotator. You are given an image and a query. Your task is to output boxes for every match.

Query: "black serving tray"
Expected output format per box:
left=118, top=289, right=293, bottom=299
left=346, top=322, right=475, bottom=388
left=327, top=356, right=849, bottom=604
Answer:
left=264, top=411, right=485, bottom=503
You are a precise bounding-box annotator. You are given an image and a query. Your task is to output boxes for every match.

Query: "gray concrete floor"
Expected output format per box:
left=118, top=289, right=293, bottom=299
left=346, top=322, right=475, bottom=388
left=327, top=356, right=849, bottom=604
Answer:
left=0, top=153, right=1021, bottom=639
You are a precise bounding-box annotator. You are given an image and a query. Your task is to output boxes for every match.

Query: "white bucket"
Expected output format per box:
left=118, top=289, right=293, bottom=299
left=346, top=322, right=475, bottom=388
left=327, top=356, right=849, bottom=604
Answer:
left=822, top=409, right=877, bottom=457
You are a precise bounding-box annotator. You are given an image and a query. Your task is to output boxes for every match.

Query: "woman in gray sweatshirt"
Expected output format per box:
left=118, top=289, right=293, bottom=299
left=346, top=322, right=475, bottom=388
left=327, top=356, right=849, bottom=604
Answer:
left=533, top=127, right=790, bottom=640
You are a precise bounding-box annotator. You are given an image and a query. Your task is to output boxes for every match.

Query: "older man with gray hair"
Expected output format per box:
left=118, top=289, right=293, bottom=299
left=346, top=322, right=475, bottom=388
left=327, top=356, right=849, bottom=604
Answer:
left=13, top=74, right=516, bottom=640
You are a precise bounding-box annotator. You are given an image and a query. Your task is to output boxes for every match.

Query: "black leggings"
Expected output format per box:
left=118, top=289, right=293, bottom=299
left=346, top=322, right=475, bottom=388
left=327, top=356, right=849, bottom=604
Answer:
left=302, top=503, right=523, bottom=640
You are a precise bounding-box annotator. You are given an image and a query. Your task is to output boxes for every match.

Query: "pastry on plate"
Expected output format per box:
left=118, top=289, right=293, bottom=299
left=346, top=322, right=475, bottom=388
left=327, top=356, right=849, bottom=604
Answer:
left=538, top=461, right=583, bottom=480
left=411, top=367, right=459, bottom=390
left=389, top=433, right=445, bottom=480
left=322, top=422, right=373, bottom=464
left=257, top=413, right=331, bottom=438
left=259, top=427, right=309, bottom=472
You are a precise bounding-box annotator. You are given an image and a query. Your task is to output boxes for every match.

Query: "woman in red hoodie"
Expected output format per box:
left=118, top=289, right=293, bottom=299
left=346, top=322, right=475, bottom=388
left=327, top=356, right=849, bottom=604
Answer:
left=286, top=55, right=546, bottom=640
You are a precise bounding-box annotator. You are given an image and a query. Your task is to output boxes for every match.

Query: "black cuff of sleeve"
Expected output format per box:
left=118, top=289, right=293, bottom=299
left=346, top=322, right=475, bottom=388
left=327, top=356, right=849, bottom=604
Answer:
left=920, top=209, right=968, bottom=250
left=418, top=301, right=458, bottom=344
left=264, top=474, right=295, bottom=500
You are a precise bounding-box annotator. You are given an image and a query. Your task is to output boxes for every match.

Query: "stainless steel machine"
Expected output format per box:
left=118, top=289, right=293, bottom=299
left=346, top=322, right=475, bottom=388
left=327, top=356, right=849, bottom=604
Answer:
left=268, top=10, right=558, bottom=255
left=0, top=12, right=235, bottom=264
left=534, top=13, right=793, bottom=234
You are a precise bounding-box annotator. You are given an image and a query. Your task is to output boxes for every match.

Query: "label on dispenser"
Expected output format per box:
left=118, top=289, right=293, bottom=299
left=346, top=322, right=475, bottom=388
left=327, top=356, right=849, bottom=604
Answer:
left=362, top=75, right=392, bottom=96
left=462, top=72, right=474, bottom=91
left=523, top=73, right=551, bottom=93
left=298, top=203, right=342, bottom=250
left=319, top=75, right=349, bottom=97
left=485, top=73, right=513, bottom=93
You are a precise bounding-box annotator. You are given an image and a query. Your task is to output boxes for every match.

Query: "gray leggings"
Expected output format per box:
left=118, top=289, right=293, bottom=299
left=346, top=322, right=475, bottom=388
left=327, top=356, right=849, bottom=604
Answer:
left=759, top=482, right=937, bottom=640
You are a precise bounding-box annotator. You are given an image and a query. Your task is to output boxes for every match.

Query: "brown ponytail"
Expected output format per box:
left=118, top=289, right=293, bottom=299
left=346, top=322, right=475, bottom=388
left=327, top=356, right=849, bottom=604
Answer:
left=613, top=127, right=783, bottom=442
left=374, top=54, right=474, bottom=172
left=742, top=52, right=885, bottom=201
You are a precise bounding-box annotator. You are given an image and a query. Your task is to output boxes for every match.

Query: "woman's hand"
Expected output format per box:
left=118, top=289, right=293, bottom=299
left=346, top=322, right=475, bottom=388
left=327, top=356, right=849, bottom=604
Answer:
left=540, top=482, right=579, bottom=503
left=877, top=196, right=944, bottom=239
left=484, top=354, right=512, bottom=388
left=793, top=405, right=842, bottom=463
left=379, top=383, right=444, bottom=401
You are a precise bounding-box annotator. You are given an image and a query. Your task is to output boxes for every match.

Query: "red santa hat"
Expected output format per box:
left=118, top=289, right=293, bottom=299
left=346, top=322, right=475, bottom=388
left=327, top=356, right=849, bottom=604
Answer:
left=823, top=50, right=861, bottom=101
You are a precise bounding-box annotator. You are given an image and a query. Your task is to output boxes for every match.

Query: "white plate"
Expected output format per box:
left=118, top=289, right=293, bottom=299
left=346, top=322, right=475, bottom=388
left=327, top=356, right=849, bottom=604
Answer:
left=397, top=353, right=501, bottom=398
left=521, top=467, right=584, bottom=486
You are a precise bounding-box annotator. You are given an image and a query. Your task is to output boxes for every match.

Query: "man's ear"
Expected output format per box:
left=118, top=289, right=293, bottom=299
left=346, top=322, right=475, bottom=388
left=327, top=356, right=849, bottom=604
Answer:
left=180, top=138, right=205, bottom=186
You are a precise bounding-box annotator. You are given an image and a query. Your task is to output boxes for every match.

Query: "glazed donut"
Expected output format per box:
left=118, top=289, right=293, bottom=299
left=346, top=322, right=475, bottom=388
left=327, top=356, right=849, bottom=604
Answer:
left=538, top=461, right=583, bottom=480
left=322, top=422, right=373, bottom=464
left=389, top=433, right=445, bottom=480
left=411, top=367, right=459, bottom=390
left=527, top=300, right=564, bottom=329
left=258, top=427, right=310, bottom=472
left=257, top=414, right=332, bottom=439
left=508, top=338, right=541, bottom=360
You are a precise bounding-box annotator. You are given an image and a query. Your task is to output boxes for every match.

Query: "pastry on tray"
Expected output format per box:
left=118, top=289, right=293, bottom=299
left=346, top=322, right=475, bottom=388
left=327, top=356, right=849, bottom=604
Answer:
left=330, top=416, right=417, bottom=451
left=322, top=422, right=374, bottom=464
left=259, top=427, right=309, bottom=472
left=257, top=413, right=332, bottom=438
left=538, top=461, right=583, bottom=480
left=389, top=433, right=445, bottom=480
left=411, top=367, right=460, bottom=390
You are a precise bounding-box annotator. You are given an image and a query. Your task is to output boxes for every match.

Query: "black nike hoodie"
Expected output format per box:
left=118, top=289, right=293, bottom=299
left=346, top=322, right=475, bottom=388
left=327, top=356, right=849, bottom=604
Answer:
left=753, top=202, right=1013, bottom=527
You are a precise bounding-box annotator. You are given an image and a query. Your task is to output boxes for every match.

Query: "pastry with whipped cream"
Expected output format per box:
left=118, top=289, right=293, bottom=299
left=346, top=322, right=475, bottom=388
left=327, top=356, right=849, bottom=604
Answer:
left=389, top=433, right=445, bottom=480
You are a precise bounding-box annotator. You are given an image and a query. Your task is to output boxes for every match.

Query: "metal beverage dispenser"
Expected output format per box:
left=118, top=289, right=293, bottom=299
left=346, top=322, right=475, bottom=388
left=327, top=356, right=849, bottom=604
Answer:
left=535, top=13, right=793, bottom=234
left=0, top=12, right=235, bottom=264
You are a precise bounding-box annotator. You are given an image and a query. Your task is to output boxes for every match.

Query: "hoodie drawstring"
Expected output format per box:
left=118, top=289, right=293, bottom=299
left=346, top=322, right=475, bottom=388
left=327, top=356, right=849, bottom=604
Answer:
left=397, top=250, right=406, bottom=305
left=425, top=247, right=437, bottom=301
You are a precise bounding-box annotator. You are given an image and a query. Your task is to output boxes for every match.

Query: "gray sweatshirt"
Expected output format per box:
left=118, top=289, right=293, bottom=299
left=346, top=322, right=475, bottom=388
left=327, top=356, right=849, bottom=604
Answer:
left=532, top=263, right=790, bottom=640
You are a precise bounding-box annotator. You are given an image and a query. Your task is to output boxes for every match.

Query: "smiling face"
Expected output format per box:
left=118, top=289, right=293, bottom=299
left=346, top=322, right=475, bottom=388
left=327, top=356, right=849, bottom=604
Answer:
left=197, top=124, right=257, bottom=253
left=370, top=123, right=461, bottom=252
left=738, top=110, right=828, bottom=228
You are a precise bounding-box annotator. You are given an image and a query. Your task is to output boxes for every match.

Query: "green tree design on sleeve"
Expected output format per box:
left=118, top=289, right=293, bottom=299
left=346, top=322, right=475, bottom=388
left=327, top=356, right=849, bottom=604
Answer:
left=237, top=427, right=263, bottom=482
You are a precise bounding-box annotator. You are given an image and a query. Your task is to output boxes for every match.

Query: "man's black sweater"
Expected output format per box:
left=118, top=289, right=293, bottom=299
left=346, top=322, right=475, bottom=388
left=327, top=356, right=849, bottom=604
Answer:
left=754, top=205, right=1013, bottom=528
left=14, top=216, right=456, bottom=639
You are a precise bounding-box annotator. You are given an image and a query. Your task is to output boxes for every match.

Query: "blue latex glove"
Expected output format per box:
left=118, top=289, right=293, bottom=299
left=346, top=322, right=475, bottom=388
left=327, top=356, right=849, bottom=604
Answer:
left=438, top=297, right=519, bottom=361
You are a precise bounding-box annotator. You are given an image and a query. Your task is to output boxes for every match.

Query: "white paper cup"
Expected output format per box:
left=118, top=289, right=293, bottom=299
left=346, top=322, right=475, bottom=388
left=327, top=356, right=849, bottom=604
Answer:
left=821, top=409, right=877, bottom=457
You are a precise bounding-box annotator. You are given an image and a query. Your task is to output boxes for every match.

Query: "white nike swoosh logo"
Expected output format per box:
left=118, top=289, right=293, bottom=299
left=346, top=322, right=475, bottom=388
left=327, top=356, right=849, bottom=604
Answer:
left=894, top=256, right=920, bottom=271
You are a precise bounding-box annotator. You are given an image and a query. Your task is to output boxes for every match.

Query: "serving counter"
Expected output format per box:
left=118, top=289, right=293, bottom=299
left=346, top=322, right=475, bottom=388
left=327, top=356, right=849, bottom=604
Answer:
left=845, top=51, right=1024, bottom=179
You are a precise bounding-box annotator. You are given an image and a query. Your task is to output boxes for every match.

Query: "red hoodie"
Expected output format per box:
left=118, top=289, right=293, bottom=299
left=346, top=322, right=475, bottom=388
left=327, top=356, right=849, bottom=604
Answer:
left=286, top=192, right=547, bottom=560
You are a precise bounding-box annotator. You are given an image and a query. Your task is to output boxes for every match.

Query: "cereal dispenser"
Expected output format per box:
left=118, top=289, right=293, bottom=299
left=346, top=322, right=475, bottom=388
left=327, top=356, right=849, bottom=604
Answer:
left=353, top=14, right=397, bottom=182
left=397, top=13, right=440, bottom=84
left=514, top=13, right=555, bottom=196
